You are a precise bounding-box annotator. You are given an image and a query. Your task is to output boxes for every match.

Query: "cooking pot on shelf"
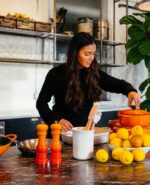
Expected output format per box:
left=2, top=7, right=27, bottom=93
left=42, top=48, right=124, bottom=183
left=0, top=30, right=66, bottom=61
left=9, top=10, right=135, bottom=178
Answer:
left=0, top=134, right=17, bottom=157
left=118, top=109, right=150, bottom=127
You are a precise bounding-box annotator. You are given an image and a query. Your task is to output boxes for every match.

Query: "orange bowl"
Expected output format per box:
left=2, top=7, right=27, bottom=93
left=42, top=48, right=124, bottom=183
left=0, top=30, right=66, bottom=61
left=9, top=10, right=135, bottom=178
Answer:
left=118, top=109, right=150, bottom=127
left=0, top=134, right=17, bottom=157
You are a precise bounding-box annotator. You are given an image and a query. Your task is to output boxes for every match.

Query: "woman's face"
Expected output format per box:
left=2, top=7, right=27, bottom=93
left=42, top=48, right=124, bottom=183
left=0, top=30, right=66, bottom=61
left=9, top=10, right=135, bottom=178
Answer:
left=77, top=44, right=96, bottom=68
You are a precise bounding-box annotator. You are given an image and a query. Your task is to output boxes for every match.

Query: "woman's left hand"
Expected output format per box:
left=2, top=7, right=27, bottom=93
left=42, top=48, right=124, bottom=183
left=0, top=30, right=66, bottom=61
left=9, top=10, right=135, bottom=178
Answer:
left=128, top=91, right=140, bottom=109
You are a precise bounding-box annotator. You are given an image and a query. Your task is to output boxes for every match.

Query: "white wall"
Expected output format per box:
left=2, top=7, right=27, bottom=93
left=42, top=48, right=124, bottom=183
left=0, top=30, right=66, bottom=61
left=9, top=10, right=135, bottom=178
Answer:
left=0, top=0, right=54, bottom=117
left=0, top=0, right=51, bottom=22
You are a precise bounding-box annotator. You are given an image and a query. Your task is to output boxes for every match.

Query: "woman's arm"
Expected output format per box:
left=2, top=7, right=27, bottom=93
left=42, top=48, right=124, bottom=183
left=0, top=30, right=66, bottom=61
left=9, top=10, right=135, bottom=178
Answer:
left=99, top=70, right=137, bottom=96
left=99, top=70, right=140, bottom=108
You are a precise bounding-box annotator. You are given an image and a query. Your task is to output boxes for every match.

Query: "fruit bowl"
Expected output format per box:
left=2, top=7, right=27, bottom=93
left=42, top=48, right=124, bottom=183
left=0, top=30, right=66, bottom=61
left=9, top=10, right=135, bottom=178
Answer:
left=108, top=119, right=150, bottom=133
left=108, top=144, right=150, bottom=154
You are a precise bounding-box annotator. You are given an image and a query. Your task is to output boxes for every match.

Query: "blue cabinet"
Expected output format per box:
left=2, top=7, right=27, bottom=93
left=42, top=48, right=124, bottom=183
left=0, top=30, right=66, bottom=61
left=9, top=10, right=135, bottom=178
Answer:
left=2, top=117, right=41, bottom=141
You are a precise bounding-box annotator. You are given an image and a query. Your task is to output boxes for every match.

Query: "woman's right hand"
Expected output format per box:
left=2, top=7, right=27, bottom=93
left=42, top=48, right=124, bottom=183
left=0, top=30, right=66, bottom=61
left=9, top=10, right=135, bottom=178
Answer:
left=59, top=119, right=73, bottom=132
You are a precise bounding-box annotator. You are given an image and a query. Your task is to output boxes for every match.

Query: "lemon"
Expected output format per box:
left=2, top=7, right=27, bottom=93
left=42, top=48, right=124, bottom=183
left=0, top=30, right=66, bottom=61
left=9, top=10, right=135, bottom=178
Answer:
left=132, top=149, right=145, bottom=162
left=109, top=133, right=117, bottom=142
left=110, top=137, right=122, bottom=147
left=122, top=140, right=131, bottom=148
left=112, top=147, right=124, bottom=160
left=131, top=126, right=143, bottom=136
left=117, top=128, right=129, bottom=140
left=96, top=149, right=109, bottom=163
left=119, top=150, right=133, bottom=165
left=142, top=133, right=150, bottom=147
left=130, top=135, right=143, bottom=148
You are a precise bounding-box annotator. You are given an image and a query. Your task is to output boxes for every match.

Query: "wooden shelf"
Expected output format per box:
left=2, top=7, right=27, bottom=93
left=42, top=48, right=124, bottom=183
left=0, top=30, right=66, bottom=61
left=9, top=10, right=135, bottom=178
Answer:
left=56, top=33, right=125, bottom=46
left=0, top=57, right=59, bottom=65
left=98, top=63, right=125, bottom=67
left=0, top=57, right=125, bottom=67
left=0, top=26, right=54, bottom=38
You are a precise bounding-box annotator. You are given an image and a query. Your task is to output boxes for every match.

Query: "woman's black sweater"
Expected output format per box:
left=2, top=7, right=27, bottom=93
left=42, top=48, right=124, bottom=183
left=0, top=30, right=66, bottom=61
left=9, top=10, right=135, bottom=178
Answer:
left=36, top=63, right=137, bottom=126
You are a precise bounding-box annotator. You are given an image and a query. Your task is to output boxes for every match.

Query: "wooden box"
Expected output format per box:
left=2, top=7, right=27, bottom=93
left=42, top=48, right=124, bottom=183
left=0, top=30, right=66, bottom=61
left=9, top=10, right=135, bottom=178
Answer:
left=35, top=22, right=51, bottom=32
left=0, top=16, right=16, bottom=28
left=17, top=20, right=34, bottom=30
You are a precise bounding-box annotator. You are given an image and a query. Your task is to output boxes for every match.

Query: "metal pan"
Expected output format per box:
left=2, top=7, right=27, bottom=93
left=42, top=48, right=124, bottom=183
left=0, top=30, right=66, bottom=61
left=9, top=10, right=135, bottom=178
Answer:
left=16, top=138, right=51, bottom=156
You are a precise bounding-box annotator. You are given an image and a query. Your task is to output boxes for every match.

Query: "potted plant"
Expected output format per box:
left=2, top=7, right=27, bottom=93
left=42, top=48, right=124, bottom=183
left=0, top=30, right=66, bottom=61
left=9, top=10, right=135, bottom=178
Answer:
left=119, top=12, right=150, bottom=111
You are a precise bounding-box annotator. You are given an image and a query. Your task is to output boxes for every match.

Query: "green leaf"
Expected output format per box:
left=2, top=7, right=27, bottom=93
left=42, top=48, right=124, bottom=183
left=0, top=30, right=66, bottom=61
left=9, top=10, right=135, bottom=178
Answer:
left=128, top=26, right=145, bottom=40
left=145, top=16, right=150, bottom=31
left=125, top=39, right=139, bottom=49
left=139, top=79, right=149, bottom=92
left=120, top=15, right=143, bottom=25
left=127, top=47, right=144, bottom=64
left=133, top=13, right=146, bottom=18
left=145, top=56, right=150, bottom=69
left=146, top=86, right=150, bottom=100
left=145, top=13, right=150, bottom=18
left=139, top=40, right=150, bottom=56
left=140, top=100, right=150, bottom=111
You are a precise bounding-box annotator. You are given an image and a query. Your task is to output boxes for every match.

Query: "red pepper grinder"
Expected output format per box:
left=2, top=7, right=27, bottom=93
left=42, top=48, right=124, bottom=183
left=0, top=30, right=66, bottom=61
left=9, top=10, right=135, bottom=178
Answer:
left=35, top=121, right=48, bottom=166
left=50, top=121, right=62, bottom=167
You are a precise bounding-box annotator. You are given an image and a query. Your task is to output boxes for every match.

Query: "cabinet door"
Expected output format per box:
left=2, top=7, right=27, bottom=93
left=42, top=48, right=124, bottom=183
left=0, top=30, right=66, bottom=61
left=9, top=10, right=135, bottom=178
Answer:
left=4, top=117, right=41, bottom=141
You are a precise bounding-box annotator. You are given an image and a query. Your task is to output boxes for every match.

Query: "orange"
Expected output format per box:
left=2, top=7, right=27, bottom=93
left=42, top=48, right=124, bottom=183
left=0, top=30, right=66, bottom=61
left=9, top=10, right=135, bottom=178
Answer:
left=130, top=135, right=143, bottom=148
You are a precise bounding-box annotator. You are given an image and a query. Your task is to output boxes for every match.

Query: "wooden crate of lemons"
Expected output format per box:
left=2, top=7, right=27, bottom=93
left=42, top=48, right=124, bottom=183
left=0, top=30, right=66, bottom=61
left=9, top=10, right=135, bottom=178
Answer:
left=95, top=125, right=150, bottom=165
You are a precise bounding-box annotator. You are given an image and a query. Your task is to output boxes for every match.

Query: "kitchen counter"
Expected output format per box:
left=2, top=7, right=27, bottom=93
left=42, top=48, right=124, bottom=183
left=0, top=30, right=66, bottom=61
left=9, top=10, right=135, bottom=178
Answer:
left=0, top=144, right=150, bottom=185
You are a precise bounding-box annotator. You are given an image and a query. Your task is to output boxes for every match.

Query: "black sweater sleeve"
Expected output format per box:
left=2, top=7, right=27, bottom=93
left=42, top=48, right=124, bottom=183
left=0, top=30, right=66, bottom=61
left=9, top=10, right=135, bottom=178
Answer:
left=36, top=70, right=62, bottom=125
left=99, top=70, right=137, bottom=96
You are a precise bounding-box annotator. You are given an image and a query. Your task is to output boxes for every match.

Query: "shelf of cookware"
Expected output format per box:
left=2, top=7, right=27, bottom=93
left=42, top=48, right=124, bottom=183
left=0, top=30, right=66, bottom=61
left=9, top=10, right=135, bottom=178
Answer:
left=0, top=57, right=125, bottom=67
left=0, top=26, right=125, bottom=46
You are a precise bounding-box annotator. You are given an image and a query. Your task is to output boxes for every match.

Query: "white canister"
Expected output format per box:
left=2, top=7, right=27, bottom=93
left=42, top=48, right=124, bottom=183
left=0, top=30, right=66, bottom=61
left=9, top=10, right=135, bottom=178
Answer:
left=72, top=127, right=94, bottom=160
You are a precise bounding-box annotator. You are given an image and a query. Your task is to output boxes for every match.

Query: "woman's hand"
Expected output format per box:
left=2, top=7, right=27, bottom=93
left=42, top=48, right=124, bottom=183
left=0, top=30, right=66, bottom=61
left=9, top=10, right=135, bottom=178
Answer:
left=128, top=91, right=140, bottom=109
left=59, top=119, right=73, bottom=132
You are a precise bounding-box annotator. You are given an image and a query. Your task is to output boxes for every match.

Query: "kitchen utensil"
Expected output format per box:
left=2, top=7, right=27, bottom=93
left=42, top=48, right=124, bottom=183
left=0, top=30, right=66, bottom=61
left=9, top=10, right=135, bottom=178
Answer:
left=0, top=134, right=17, bottom=157
left=16, top=138, right=51, bottom=156
left=61, top=127, right=111, bottom=145
left=118, top=109, right=150, bottom=127
left=72, top=127, right=94, bottom=160
left=85, top=102, right=100, bottom=130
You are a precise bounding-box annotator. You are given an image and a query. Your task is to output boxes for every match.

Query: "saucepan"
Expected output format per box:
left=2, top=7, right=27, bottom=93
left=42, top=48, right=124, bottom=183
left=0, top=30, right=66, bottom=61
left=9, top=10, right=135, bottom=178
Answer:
left=0, top=134, right=17, bottom=157
left=118, top=109, right=150, bottom=127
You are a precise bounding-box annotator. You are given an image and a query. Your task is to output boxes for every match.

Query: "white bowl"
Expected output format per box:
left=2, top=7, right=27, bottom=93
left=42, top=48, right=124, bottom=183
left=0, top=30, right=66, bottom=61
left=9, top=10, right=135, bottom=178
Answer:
left=108, top=144, right=150, bottom=154
left=61, top=127, right=111, bottom=145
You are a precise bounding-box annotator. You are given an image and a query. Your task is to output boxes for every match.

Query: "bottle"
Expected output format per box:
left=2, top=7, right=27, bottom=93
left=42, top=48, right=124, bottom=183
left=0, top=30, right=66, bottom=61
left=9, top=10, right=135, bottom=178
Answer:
left=50, top=121, right=62, bottom=167
left=35, top=122, right=48, bottom=166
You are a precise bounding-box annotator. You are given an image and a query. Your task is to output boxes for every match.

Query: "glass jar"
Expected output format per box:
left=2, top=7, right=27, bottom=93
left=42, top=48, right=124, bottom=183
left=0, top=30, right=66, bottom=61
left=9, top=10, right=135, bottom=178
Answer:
left=77, top=17, right=93, bottom=36
left=94, top=19, right=109, bottom=40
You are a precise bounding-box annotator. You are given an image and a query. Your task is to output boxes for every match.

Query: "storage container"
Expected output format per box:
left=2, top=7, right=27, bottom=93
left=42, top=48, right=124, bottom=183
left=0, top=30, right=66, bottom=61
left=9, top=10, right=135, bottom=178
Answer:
left=77, top=17, right=93, bottom=36
left=94, top=18, right=109, bottom=40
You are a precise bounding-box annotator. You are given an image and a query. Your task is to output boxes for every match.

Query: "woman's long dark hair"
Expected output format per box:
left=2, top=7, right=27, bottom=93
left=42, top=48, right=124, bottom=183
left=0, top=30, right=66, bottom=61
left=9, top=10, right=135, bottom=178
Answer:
left=65, top=32, right=102, bottom=113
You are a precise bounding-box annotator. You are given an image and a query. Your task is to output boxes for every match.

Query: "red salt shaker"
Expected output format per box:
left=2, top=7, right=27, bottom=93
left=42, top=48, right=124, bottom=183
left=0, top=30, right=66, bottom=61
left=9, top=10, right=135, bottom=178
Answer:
left=35, top=122, right=48, bottom=166
left=50, top=121, right=62, bottom=167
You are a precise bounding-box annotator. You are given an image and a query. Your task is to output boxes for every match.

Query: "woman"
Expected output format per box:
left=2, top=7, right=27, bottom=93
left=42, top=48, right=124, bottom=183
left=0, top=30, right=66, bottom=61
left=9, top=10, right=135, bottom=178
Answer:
left=36, top=32, right=140, bottom=132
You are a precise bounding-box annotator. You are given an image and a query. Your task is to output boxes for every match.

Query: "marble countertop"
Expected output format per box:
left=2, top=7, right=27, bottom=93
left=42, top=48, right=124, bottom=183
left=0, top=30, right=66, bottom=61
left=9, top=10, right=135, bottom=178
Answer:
left=0, top=144, right=150, bottom=185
